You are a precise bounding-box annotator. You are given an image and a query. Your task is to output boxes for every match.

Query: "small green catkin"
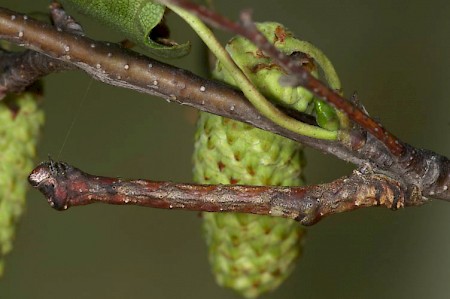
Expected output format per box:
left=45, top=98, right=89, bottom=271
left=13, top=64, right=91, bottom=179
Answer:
left=193, top=23, right=312, bottom=298
left=0, top=91, right=44, bottom=277
left=193, top=115, right=306, bottom=298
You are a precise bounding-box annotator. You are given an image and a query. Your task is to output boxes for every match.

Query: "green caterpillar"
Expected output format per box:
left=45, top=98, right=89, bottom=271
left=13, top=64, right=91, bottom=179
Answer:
left=0, top=91, right=44, bottom=277
left=193, top=23, right=339, bottom=298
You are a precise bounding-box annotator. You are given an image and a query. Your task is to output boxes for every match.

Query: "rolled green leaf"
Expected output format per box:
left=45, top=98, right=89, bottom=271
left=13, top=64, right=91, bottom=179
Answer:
left=63, top=0, right=190, bottom=58
left=216, top=22, right=318, bottom=113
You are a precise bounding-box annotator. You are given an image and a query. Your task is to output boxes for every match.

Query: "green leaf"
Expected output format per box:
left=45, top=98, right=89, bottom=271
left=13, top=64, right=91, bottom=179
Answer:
left=63, top=0, right=191, bottom=58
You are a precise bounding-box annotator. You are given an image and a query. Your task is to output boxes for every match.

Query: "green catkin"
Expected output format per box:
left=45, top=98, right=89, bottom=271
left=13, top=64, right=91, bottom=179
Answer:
left=0, top=91, right=44, bottom=277
left=192, top=23, right=313, bottom=298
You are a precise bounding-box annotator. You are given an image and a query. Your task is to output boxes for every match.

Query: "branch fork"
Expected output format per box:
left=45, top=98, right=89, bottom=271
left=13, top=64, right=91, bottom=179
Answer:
left=0, top=1, right=448, bottom=222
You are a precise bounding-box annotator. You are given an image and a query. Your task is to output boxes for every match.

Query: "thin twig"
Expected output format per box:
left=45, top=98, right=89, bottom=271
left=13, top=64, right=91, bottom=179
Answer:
left=0, top=1, right=83, bottom=99
left=28, top=160, right=425, bottom=225
left=158, top=0, right=405, bottom=156
left=158, top=0, right=450, bottom=201
left=0, top=7, right=448, bottom=201
left=168, top=4, right=338, bottom=140
left=0, top=48, right=73, bottom=99
left=0, top=7, right=359, bottom=163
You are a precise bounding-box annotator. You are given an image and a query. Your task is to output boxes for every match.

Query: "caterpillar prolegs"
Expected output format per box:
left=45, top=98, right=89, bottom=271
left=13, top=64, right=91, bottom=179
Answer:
left=193, top=23, right=340, bottom=298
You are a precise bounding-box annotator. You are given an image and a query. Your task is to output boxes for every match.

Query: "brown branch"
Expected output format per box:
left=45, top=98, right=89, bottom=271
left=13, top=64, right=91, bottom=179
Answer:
left=0, top=6, right=362, bottom=165
left=0, top=6, right=448, bottom=201
left=0, top=1, right=82, bottom=99
left=158, top=0, right=405, bottom=157
left=158, top=0, right=450, bottom=201
left=0, top=48, right=72, bottom=99
left=28, top=160, right=425, bottom=225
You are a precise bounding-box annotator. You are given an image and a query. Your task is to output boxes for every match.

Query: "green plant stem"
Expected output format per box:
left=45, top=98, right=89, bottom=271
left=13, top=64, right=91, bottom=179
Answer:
left=166, top=4, right=337, bottom=140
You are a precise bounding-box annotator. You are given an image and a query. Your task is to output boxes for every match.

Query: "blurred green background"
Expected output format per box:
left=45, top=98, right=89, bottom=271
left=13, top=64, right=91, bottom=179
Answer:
left=1, top=1, right=450, bottom=298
